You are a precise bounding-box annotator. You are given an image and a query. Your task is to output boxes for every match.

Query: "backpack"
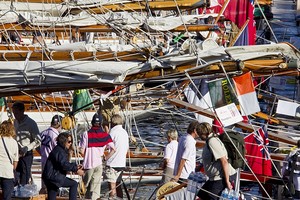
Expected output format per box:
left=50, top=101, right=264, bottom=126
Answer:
left=207, top=131, right=246, bottom=169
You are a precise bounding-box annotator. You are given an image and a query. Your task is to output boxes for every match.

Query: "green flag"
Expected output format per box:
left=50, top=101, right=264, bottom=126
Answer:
left=208, top=78, right=238, bottom=108
left=72, top=89, right=93, bottom=113
left=0, top=97, right=5, bottom=106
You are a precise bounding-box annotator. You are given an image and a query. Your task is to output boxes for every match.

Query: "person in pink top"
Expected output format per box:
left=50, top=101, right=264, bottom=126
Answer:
left=40, top=115, right=63, bottom=169
left=79, top=113, right=115, bottom=200
left=39, top=115, right=62, bottom=194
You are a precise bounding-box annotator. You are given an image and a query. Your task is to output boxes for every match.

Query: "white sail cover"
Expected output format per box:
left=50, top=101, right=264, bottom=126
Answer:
left=0, top=60, right=141, bottom=86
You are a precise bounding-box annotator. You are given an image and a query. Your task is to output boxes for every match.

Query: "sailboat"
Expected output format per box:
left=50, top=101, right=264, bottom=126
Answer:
left=0, top=0, right=299, bottom=198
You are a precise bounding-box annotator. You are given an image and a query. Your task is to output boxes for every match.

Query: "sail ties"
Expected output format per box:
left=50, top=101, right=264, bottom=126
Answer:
left=39, top=62, right=46, bottom=85
left=9, top=0, right=15, bottom=12
left=23, top=51, right=33, bottom=84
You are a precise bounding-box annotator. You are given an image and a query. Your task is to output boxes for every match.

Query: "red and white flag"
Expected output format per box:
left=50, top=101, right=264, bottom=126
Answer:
left=232, top=72, right=260, bottom=116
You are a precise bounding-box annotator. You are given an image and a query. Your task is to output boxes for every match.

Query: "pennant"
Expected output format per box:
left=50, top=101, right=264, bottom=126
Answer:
left=232, top=72, right=260, bottom=116
left=72, top=89, right=93, bottom=113
left=184, top=79, right=213, bottom=123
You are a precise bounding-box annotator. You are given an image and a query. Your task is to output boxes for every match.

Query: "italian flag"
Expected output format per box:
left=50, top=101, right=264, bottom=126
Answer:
left=232, top=72, right=260, bottom=116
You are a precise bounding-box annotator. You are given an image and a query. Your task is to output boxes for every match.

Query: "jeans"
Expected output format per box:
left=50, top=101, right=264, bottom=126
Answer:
left=0, top=178, right=14, bottom=200
left=197, top=174, right=236, bottom=200
left=46, top=177, right=78, bottom=200
left=16, top=151, right=33, bottom=185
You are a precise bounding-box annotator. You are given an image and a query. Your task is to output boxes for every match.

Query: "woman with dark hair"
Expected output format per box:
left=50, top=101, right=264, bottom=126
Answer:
left=42, top=132, right=84, bottom=200
left=0, top=120, right=18, bottom=200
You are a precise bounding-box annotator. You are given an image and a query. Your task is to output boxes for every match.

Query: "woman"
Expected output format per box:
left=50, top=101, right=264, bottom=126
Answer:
left=42, top=132, right=84, bottom=200
left=0, top=120, right=18, bottom=200
left=161, top=129, right=178, bottom=183
left=197, top=122, right=236, bottom=200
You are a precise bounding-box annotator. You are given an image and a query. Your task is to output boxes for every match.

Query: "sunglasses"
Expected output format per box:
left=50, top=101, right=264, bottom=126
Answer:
left=67, top=140, right=72, bottom=144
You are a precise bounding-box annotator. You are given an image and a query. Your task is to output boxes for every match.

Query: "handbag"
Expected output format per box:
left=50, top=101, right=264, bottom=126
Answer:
left=2, top=137, right=13, bottom=164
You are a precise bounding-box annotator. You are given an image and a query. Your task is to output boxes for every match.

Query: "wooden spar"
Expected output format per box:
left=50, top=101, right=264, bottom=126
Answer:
left=251, top=112, right=283, bottom=125
left=0, top=23, right=218, bottom=33
left=0, top=0, right=205, bottom=8
left=168, top=98, right=297, bottom=146
left=0, top=49, right=149, bottom=62
left=240, top=172, right=284, bottom=184
left=125, top=59, right=299, bottom=83
left=243, top=59, right=286, bottom=71
left=68, top=0, right=206, bottom=14
left=228, top=19, right=250, bottom=47
left=256, top=0, right=273, bottom=5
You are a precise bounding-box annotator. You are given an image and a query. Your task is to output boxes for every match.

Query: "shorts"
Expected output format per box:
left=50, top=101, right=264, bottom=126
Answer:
left=104, top=166, right=124, bottom=183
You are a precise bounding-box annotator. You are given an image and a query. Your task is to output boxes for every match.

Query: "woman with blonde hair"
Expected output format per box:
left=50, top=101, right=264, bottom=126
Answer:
left=161, top=128, right=178, bottom=183
left=0, top=120, right=19, bottom=199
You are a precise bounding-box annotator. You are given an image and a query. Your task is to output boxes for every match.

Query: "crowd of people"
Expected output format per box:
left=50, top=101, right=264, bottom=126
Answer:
left=0, top=100, right=240, bottom=200
left=3, top=100, right=296, bottom=200
left=0, top=101, right=129, bottom=200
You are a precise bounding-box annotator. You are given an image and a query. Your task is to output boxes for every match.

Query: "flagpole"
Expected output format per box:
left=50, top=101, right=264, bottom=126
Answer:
left=228, top=19, right=249, bottom=47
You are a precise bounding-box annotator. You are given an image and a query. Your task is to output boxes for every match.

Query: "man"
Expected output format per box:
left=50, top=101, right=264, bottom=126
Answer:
left=197, top=122, right=236, bottom=200
left=79, top=113, right=115, bottom=200
left=173, top=120, right=201, bottom=183
left=39, top=114, right=63, bottom=193
left=282, top=140, right=300, bottom=199
left=12, top=101, right=41, bottom=185
left=104, top=114, right=129, bottom=198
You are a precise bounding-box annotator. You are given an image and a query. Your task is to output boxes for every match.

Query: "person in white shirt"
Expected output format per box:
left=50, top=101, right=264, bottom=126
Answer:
left=173, top=121, right=201, bottom=183
left=104, top=114, right=129, bottom=199
left=0, top=120, right=19, bottom=200
left=161, top=129, right=178, bottom=183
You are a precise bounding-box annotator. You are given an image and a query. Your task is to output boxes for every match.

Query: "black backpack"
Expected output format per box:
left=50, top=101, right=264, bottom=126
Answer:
left=207, top=131, right=246, bottom=169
